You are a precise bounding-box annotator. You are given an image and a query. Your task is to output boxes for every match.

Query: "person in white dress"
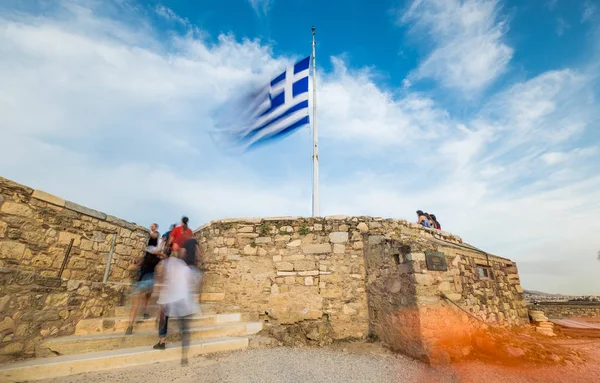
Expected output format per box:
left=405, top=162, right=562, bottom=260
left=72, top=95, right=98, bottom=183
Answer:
left=153, top=243, right=201, bottom=365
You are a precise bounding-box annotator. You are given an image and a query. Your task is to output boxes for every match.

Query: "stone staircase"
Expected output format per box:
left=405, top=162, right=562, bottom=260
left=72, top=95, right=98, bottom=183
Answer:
left=0, top=298, right=262, bottom=383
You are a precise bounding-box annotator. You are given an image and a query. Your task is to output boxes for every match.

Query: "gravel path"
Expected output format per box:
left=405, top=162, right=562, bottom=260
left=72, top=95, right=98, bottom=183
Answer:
left=36, top=341, right=600, bottom=383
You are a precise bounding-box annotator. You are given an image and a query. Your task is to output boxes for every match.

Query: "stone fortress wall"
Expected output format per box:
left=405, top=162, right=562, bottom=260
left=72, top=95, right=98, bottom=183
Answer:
left=0, top=177, right=148, bottom=361
left=0, top=268, right=127, bottom=362
left=527, top=303, right=600, bottom=319
left=0, top=176, right=531, bottom=363
left=196, top=216, right=529, bottom=361
left=0, top=177, right=149, bottom=282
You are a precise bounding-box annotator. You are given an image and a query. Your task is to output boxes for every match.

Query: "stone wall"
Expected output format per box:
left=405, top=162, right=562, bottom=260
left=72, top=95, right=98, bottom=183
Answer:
left=364, top=235, right=528, bottom=363
left=0, top=268, right=128, bottom=362
left=527, top=303, right=600, bottom=319
left=196, top=216, right=528, bottom=354
left=0, top=177, right=149, bottom=282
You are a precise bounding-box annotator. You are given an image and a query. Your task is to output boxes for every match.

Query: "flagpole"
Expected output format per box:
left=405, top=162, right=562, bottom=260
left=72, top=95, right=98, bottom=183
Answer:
left=311, top=26, right=320, bottom=217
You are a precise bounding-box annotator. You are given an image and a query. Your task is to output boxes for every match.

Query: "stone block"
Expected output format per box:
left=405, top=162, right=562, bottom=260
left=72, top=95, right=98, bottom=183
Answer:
left=304, top=277, right=314, bottom=286
left=352, top=241, right=363, bottom=250
left=282, top=254, right=305, bottom=262
left=0, top=317, right=15, bottom=334
left=0, top=221, right=6, bottom=238
left=286, top=239, right=301, bottom=248
left=298, top=270, right=319, bottom=276
left=277, top=271, right=297, bottom=276
left=45, top=293, right=69, bottom=306
left=333, top=244, right=345, bottom=254
left=329, top=232, right=349, bottom=244
left=367, top=235, right=384, bottom=245
left=0, top=296, right=10, bottom=313
left=357, top=222, right=368, bottom=233
left=272, top=255, right=282, bottom=262
left=514, top=285, right=523, bottom=293
left=238, top=226, right=254, bottom=233
left=32, top=190, right=65, bottom=207
left=255, top=237, right=272, bottom=244
left=65, top=201, right=106, bottom=220
left=57, top=232, right=81, bottom=247
left=313, top=223, right=323, bottom=231
left=201, top=293, right=225, bottom=301
left=294, top=260, right=317, bottom=271
left=275, top=262, right=294, bottom=271
left=0, top=241, right=26, bottom=259
left=243, top=245, right=257, bottom=255
left=301, top=243, right=331, bottom=254
left=1, top=202, right=33, bottom=218
left=343, top=304, right=357, bottom=315
left=236, top=233, right=259, bottom=239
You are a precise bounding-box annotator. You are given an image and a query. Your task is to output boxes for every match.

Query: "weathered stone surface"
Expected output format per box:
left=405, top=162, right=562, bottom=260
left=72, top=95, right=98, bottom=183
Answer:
left=333, top=244, right=345, bottom=254
left=255, top=237, right=272, bottom=244
left=1, top=202, right=33, bottom=218
left=0, top=317, right=15, bottom=334
left=32, top=190, right=65, bottom=207
left=65, top=201, right=107, bottom=220
left=0, top=295, right=10, bottom=312
left=329, top=232, right=349, bottom=244
left=286, top=239, right=301, bottom=248
left=243, top=245, right=257, bottom=255
left=238, top=226, right=254, bottom=233
left=293, top=260, right=316, bottom=271
left=275, top=262, right=294, bottom=271
left=301, top=243, right=331, bottom=254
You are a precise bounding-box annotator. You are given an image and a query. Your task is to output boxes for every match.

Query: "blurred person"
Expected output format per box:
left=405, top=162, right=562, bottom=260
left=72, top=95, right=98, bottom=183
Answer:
left=125, top=223, right=165, bottom=335
left=160, top=224, right=176, bottom=255
left=153, top=243, right=201, bottom=366
left=168, top=216, right=193, bottom=249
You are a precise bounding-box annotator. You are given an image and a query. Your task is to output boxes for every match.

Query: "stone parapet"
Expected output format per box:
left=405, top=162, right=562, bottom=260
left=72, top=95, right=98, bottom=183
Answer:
left=195, top=216, right=528, bottom=358
left=0, top=267, right=128, bottom=362
left=0, top=176, right=148, bottom=282
left=527, top=303, right=600, bottom=319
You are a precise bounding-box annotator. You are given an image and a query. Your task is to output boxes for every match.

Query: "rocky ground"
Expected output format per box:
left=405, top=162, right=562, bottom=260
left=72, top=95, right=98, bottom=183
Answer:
left=37, top=338, right=600, bottom=383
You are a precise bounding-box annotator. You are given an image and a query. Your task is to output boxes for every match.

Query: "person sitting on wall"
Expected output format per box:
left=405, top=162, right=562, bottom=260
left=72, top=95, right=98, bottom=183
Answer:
left=430, top=214, right=441, bottom=230
left=416, top=210, right=431, bottom=228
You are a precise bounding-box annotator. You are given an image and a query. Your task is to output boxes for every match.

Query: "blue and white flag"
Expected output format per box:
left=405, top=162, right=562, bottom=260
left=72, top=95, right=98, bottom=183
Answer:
left=212, top=56, right=311, bottom=152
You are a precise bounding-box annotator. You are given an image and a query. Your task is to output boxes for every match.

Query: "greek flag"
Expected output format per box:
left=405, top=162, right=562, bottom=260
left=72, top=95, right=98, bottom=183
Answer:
left=212, top=56, right=311, bottom=152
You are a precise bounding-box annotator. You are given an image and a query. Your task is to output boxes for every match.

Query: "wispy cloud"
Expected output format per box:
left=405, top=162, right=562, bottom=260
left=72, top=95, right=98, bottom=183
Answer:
left=582, top=1, right=597, bottom=23
left=398, top=0, right=513, bottom=94
left=155, top=5, right=190, bottom=27
left=556, top=17, right=570, bottom=36
left=248, top=0, right=272, bottom=16
left=1, top=0, right=600, bottom=294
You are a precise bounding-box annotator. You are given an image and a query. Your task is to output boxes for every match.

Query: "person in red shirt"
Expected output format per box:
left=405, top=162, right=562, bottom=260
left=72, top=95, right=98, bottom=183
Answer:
left=169, top=216, right=193, bottom=249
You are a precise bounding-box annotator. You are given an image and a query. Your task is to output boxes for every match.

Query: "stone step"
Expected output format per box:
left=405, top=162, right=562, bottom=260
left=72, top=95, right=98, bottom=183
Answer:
left=37, top=322, right=263, bottom=356
left=112, top=303, right=215, bottom=318
left=75, top=313, right=242, bottom=335
left=1, top=337, right=248, bottom=383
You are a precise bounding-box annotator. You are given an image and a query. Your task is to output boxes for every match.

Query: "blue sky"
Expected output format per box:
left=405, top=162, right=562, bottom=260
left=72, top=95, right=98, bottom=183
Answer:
left=1, top=0, right=599, bottom=294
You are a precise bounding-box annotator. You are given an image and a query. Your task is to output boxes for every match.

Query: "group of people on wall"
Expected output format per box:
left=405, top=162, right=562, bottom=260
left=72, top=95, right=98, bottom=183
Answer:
left=416, top=210, right=441, bottom=230
left=126, top=216, right=201, bottom=365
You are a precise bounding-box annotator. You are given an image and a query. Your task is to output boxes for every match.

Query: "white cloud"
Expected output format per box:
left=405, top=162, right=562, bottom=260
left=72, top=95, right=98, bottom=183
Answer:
left=399, top=0, right=513, bottom=93
left=319, top=58, right=453, bottom=148
left=582, top=1, right=597, bottom=23
left=1, top=0, right=600, bottom=295
left=248, top=0, right=271, bottom=16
